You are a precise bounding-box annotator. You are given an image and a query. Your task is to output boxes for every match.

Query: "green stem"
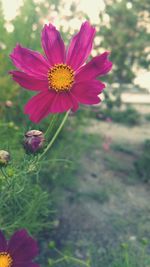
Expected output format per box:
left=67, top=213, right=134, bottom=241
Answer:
left=68, top=256, right=90, bottom=267
left=1, top=168, right=10, bottom=186
left=124, top=251, right=129, bottom=267
left=38, top=110, right=70, bottom=160
left=45, top=114, right=58, bottom=138
left=52, top=257, right=66, bottom=265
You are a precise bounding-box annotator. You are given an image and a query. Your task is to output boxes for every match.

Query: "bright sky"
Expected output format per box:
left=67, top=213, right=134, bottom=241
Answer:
left=2, top=0, right=23, bottom=20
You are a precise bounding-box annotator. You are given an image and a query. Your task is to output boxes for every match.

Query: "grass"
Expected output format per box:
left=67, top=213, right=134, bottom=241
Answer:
left=111, top=142, right=136, bottom=155
left=103, top=152, right=133, bottom=174
left=1, top=108, right=150, bottom=266
left=68, top=188, right=110, bottom=204
left=0, top=114, right=103, bottom=236
left=145, top=113, right=150, bottom=121
left=134, top=139, right=150, bottom=182
left=46, top=239, right=150, bottom=267
left=94, top=106, right=141, bottom=126
left=80, top=189, right=110, bottom=204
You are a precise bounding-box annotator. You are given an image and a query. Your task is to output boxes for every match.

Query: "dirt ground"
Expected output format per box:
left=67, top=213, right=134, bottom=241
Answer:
left=86, top=119, right=150, bottom=144
left=53, top=116, right=150, bottom=264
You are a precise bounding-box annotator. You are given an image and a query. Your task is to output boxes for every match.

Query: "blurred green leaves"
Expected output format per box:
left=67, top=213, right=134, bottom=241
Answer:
left=98, top=0, right=150, bottom=83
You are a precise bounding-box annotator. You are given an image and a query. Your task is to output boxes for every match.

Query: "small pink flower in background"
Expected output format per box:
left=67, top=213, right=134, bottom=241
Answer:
left=102, top=136, right=112, bottom=152
left=102, top=142, right=110, bottom=152
left=10, top=21, right=112, bottom=123
left=106, top=117, right=112, bottom=123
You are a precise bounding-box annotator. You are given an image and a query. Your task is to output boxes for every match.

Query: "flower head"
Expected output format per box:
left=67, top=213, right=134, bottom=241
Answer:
left=10, top=21, right=112, bottom=123
left=0, top=229, right=39, bottom=267
left=5, top=101, right=13, bottom=108
left=24, top=130, right=45, bottom=153
left=0, top=150, right=10, bottom=167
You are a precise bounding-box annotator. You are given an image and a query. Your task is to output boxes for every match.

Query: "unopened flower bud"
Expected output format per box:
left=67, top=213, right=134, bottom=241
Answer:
left=5, top=100, right=13, bottom=107
left=24, top=130, right=45, bottom=153
left=0, top=150, right=10, bottom=166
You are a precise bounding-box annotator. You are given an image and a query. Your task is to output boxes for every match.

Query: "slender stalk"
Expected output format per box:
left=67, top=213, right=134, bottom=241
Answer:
left=38, top=111, right=70, bottom=160
left=67, top=256, right=90, bottom=266
left=52, top=257, right=66, bottom=265
left=45, top=114, right=58, bottom=138
left=1, top=168, right=10, bottom=186
left=54, top=248, right=91, bottom=267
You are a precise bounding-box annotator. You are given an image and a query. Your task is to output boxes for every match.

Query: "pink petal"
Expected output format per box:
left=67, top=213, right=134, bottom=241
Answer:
left=10, top=44, right=49, bottom=78
left=41, top=23, right=65, bottom=65
left=24, top=90, right=78, bottom=123
left=24, top=90, right=56, bottom=123
left=24, top=91, right=68, bottom=122
left=8, top=229, right=38, bottom=262
left=71, top=80, right=105, bottom=105
left=14, top=264, right=40, bottom=267
left=10, top=71, right=48, bottom=91
left=69, top=92, right=79, bottom=112
left=76, top=52, right=113, bottom=82
left=50, top=92, right=78, bottom=113
left=66, top=21, right=96, bottom=70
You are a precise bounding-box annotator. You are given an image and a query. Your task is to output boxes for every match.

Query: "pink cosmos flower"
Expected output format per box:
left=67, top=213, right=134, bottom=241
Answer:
left=0, top=229, right=39, bottom=267
left=10, top=21, right=112, bottom=123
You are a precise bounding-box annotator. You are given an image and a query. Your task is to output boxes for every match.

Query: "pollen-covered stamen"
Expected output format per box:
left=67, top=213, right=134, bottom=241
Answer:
left=0, top=252, right=13, bottom=267
left=48, top=64, right=74, bottom=92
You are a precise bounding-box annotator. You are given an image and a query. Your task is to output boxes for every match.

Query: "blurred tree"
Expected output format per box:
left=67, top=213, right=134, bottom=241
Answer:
left=0, top=0, right=16, bottom=110
left=0, top=0, right=7, bottom=47
left=11, top=0, right=41, bottom=49
left=99, top=0, right=150, bottom=83
left=9, top=0, right=61, bottom=52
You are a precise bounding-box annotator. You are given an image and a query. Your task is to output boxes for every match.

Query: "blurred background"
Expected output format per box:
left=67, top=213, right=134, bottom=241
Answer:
left=0, top=0, right=150, bottom=266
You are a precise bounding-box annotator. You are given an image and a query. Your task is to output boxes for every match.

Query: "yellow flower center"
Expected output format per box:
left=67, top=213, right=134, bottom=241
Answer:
left=48, top=64, right=74, bottom=92
left=0, top=253, right=13, bottom=267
